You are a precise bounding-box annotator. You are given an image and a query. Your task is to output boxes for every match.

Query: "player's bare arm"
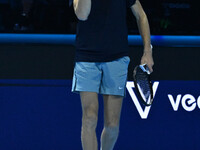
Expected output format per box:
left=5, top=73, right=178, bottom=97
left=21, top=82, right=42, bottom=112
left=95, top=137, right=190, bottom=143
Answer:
left=131, top=0, right=154, bottom=72
left=73, top=0, right=91, bottom=21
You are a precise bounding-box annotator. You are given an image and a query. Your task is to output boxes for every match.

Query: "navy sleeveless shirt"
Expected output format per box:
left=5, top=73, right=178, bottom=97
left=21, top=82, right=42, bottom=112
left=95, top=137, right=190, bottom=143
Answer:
left=75, top=0, right=136, bottom=62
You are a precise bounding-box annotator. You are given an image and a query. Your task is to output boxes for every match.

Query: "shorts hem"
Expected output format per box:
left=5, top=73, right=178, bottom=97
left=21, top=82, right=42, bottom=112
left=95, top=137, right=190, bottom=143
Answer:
left=72, top=88, right=99, bottom=94
left=100, top=91, right=125, bottom=97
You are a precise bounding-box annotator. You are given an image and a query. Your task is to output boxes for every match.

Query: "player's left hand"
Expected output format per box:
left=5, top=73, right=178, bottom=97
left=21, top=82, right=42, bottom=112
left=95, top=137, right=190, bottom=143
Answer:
left=140, top=48, right=154, bottom=73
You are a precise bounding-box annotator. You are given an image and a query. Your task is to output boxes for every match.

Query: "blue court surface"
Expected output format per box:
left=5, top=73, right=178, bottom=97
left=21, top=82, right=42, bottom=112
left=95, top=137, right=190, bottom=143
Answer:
left=0, top=79, right=82, bottom=150
left=1, top=79, right=200, bottom=150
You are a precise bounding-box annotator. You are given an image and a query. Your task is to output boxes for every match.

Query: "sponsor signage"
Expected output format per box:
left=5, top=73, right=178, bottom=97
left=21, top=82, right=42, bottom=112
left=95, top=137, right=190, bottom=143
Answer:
left=126, top=81, right=200, bottom=119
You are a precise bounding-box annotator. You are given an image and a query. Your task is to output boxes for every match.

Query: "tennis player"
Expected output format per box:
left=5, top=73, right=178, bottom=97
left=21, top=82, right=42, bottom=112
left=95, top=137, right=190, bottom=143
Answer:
left=72, top=0, right=154, bottom=150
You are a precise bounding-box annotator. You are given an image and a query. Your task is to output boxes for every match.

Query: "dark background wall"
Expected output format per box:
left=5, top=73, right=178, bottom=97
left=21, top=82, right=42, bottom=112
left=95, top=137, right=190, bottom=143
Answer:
left=0, top=44, right=200, bottom=80
left=0, top=0, right=200, bottom=35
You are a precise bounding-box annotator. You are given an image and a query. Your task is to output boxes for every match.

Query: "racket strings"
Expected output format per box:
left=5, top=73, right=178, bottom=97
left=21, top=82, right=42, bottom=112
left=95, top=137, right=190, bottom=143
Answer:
left=135, top=68, right=152, bottom=104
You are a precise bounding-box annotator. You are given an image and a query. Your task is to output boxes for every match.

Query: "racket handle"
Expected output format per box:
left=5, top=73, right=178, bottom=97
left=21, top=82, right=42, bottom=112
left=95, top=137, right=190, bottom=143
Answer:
left=140, top=64, right=150, bottom=74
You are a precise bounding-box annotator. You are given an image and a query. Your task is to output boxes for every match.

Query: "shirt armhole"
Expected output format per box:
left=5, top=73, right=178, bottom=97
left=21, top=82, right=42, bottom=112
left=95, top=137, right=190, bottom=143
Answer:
left=127, top=0, right=136, bottom=8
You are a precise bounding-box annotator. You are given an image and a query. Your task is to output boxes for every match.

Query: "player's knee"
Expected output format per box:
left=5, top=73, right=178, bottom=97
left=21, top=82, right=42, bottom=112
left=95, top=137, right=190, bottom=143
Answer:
left=82, top=111, right=98, bottom=130
left=105, top=124, right=119, bottom=138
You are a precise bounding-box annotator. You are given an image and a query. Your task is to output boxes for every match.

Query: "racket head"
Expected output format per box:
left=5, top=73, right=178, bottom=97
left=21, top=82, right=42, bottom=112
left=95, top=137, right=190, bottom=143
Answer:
left=133, top=65, right=153, bottom=106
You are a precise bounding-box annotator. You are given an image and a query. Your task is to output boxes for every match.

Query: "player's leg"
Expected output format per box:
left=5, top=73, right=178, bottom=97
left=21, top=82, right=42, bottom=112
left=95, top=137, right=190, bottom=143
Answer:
left=80, top=92, right=99, bottom=150
left=72, top=62, right=102, bottom=150
left=100, top=95, right=123, bottom=150
left=99, top=56, right=130, bottom=150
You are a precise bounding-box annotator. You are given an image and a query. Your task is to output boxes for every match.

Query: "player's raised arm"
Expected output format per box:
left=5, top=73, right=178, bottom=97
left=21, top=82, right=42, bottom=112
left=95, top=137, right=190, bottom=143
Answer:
left=73, top=0, right=91, bottom=21
left=131, top=0, right=154, bottom=72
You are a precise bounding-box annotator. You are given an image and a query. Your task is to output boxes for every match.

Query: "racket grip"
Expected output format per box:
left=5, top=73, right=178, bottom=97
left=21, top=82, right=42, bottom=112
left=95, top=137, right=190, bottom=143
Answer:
left=140, top=64, right=150, bottom=74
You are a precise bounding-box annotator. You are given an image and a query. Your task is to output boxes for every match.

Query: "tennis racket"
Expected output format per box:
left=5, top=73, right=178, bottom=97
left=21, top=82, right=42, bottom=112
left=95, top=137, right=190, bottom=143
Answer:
left=133, top=64, right=153, bottom=106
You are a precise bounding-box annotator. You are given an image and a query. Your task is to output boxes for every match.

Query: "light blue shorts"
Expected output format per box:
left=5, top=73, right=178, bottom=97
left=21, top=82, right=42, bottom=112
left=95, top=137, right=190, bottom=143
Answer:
left=71, top=56, right=130, bottom=96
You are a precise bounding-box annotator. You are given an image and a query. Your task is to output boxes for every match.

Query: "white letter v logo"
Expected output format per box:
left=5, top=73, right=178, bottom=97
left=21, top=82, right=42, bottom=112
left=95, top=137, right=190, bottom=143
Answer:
left=126, top=81, right=159, bottom=119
